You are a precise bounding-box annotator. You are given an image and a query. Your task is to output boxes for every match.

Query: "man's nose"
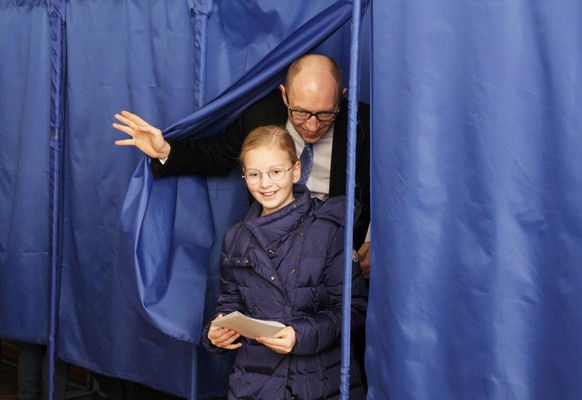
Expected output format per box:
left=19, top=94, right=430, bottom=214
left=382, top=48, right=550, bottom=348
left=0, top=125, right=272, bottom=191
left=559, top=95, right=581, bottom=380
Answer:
left=304, top=115, right=320, bottom=130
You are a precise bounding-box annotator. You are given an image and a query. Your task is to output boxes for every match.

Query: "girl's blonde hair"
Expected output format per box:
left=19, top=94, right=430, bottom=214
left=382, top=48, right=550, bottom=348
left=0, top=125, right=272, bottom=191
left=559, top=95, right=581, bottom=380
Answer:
left=240, top=125, right=298, bottom=167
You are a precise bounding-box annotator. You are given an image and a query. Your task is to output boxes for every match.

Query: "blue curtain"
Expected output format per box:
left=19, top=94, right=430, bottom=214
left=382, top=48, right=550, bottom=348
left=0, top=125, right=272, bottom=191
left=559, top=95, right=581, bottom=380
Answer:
left=117, top=0, right=358, bottom=343
left=0, top=0, right=365, bottom=398
left=9, top=1, right=581, bottom=399
left=367, top=1, right=582, bottom=399
left=58, top=1, right=199, bottom=397
left=0, top=0, right=52, bottom=344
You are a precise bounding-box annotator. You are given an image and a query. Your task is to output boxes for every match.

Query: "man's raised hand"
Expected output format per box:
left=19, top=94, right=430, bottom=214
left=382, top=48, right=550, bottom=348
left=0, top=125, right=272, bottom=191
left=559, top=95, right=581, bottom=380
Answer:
left=113, top=111, right=171, bottom=160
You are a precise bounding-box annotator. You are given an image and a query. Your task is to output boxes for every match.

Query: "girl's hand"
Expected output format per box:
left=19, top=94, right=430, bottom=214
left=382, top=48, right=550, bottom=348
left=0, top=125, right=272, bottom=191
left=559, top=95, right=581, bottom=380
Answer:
left=208, top=314, right=242, bottom=350
left=256, top=326, right=296, bottom=354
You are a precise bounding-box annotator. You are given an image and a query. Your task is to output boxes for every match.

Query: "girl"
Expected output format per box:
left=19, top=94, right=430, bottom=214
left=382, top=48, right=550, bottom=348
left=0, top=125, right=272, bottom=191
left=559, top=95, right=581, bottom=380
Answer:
left=202, top=125, right=367, bottom=399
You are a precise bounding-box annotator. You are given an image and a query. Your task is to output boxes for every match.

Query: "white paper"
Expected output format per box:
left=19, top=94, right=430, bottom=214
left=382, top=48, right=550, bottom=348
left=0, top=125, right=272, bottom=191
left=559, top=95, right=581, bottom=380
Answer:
left=212, top=311, right=285, bottom=339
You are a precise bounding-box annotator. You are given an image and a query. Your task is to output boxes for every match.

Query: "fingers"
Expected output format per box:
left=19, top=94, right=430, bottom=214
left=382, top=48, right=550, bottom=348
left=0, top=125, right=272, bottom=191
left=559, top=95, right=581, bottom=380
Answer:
left=357, top=241, right=370, bottom=259
left=359, top=254, right=370, bottom=279
left=113, top=112, right=149, bottom=133
left=257, top=337, right=291, bottom=354
left=360, top=262, right=370, bottom=280
left=256, top=326, right=295, bottom=354
left=114, top=138, right=134, bottom=147
left=112, top=111, right=139, bottom=140
left=213, top=314, right=224, bottom=321
left=120, top=110, right=148, bottom=126
left=212, top=339, right=242, bottom=350
left=113, top=112, right=138, bottom=130
left=113, top=111, right=140, bottom=128
left=215, top=332, right=242, bottom=350
left=209, top=322, right=242, bottom=350
left=357, top=241, right=371, bottom=279
left=112, top=122, right=135, bottom=137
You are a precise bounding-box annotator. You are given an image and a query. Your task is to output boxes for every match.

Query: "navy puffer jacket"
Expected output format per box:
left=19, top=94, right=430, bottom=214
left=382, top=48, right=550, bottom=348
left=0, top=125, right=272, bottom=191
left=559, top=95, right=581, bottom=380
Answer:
left=202, top=185, right=368, bottom=400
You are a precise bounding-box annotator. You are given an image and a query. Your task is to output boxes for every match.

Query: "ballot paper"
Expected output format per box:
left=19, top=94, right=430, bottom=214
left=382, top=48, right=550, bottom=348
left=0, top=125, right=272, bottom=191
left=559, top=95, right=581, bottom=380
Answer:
left=212, top=311, right=285, bottom=339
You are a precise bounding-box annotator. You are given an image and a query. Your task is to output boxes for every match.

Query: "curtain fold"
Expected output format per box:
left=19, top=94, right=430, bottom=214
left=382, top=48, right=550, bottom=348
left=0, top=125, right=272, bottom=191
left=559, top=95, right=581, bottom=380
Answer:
left=118, top=0, right=359, bottom=343
left=368, top=1, right=582, bottom=399
left=1, top=0, right=366, bottom=397
left=0, top=0, right=52, bottom=344
left=58, top=2, right=200, bottom=396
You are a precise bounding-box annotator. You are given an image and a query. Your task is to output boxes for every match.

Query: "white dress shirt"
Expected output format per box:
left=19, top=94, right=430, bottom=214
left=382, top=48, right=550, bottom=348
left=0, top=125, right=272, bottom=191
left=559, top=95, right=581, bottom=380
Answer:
left=285, top=120, right=334, bottom=201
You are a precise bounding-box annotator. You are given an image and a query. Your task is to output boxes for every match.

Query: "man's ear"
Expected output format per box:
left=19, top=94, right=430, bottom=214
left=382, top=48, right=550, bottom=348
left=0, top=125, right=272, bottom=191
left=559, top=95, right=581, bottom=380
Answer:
left=280, top=84, right=288, bottom=106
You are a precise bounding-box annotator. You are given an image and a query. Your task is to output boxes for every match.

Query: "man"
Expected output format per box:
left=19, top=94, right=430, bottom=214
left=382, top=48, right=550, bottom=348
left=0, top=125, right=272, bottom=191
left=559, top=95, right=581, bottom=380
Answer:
left=113, top=54, right=371, bottom=276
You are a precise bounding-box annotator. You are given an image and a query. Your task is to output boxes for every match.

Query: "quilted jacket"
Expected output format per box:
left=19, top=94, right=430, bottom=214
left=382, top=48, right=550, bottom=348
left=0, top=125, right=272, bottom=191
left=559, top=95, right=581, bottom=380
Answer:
left=202, top=184, right=368, bottom=399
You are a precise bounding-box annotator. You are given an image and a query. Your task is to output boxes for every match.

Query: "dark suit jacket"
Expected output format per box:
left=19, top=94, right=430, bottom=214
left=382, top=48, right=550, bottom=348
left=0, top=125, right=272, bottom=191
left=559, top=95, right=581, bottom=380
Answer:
left=151, top=89, right=370, bottom=247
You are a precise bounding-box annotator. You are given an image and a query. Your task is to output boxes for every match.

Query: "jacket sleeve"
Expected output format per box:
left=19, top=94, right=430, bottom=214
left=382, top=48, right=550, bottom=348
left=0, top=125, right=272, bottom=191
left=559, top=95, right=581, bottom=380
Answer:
left=151, top=90, right=287, bottom=177
left=328, top=99, right=371, bottom=249
left=353, top=101, right=371, bottom=249
left=290, top=226, right=368, bottom=356
left=200, top=234, right=246, bottom=353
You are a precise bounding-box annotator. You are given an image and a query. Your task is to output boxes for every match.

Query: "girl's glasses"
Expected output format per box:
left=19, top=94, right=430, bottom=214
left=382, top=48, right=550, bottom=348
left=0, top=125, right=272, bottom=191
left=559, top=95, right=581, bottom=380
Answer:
left=242, top=165, right=295, bottom=184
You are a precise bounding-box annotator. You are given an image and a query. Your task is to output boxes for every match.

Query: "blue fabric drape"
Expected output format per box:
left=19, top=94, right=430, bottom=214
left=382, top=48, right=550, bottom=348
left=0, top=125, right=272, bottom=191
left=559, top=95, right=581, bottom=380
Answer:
left=47, top=0, right=65, bottom=398
left=4, top=1, right=582, bottom=399
left=0, top=0, right=52, bottom=343
left=58, top=2, right=199, bottom=397
left=118, top=0, right=358, bottom=344
left=1, top=1, right=365, bottom=397
left=367, top=1, right=582, bottom=399
left=54, top=1, right=363, bottom=397
left=340, top=0, right=363, bottom=397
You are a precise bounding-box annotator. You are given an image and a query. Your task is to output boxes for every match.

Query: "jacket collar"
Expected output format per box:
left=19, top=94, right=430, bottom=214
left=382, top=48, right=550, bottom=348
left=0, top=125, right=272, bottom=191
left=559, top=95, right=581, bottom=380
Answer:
left=245, top=184, right=312, bottom=253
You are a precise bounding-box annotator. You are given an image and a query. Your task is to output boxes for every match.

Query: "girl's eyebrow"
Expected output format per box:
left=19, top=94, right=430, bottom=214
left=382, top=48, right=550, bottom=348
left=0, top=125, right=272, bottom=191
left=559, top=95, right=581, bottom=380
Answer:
left=244, top=164, right=287, bottom=170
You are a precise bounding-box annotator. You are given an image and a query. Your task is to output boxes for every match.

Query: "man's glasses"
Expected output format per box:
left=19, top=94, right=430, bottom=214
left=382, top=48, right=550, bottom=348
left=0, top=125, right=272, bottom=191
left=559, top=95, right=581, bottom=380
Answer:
left=288, top=108, right=339, bottom=122
left=242, top=165, right=295, bottom=184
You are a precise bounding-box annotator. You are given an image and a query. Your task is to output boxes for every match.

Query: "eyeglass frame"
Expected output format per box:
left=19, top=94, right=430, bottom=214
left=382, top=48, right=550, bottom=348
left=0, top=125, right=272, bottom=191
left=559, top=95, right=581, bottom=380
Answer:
left=242, top=164, right=296, bottom=184
left=284, top=93, right=340, bottom=123
left=287, top=108, right=339, bottom=123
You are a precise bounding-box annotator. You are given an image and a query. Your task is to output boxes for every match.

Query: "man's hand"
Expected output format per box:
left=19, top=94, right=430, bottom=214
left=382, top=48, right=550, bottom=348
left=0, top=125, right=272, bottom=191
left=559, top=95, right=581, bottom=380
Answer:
left=208, top=314, right=242, bottom=350
left=256, top=326, right=296, bottom=354
left=357, top=241, right=371, bottom=279
left=113, top=111, right=171, bottom=160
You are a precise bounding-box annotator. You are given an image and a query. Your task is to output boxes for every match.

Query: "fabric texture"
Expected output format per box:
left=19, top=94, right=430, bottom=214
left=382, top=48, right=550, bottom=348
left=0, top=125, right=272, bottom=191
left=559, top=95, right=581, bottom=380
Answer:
left=299, top=143, right=313, bottom=185
left=0, top=1, right=368, bottom=398
left=367, top=1, right=582, bottom=399
left=202, top=185, right=368, bottom=400
left=0, top=0, right=52, bottom=343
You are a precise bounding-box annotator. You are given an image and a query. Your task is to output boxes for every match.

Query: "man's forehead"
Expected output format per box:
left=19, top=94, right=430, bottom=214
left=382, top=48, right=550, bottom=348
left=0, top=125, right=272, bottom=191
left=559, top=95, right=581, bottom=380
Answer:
left=286, top=90, right=340, bottom=109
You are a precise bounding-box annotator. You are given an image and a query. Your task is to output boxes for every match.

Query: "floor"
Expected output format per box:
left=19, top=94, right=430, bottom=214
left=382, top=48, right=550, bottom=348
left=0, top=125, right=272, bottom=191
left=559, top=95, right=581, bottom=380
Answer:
left=0, top=361, right=23, bottom=400
left=0, top=359, right=186, bottom=400
left=0, top=360, right=103, bottom=400
left=1, top=341, right=191, bottom=400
